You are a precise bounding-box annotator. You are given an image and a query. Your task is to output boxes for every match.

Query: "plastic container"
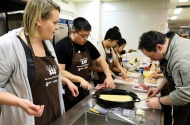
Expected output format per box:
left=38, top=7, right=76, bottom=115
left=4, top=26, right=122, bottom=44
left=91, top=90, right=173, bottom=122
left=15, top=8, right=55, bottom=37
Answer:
left=123, top=59, right=129, bottom=69
left=150, top=63, right=156, bottom=71
left=143, top=71, right=151, bottom=78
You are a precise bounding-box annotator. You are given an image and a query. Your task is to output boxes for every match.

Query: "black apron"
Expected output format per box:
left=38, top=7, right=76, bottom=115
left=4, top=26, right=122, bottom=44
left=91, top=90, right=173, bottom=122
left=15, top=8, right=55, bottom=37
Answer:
left=63, top=39, right=91, bottom=111
left=163, top=59, right=190, bottom=125
left=25, top=34, right=61, bottom=125
left=97, top=42, right=115, bottom=83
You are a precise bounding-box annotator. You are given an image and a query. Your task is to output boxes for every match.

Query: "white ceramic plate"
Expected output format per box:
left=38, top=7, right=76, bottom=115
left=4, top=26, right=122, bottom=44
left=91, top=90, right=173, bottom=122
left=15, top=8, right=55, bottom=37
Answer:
left=144, top=78, right=163, bottom=87
left=127, top=72, right=141, bottom=78
left=114, top=78, right=138, bottom=85
left=132, top=84, right=148, bottom=92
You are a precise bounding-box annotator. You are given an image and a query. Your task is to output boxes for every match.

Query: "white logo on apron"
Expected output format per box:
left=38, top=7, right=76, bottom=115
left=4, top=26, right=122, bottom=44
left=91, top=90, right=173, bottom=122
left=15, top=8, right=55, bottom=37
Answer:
left=46, top=65, right=57, bottom=75
left=80, top=57, right=88, bottom=65
left=77, top=58, right=88, bottom=71
left=108, top=58, right=113, bottom=63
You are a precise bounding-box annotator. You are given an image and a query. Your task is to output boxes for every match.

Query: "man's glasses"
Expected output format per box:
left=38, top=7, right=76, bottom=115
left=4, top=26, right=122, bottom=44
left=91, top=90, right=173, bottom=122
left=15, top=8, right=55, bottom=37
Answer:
left=75, top=31, right=91, bottom=39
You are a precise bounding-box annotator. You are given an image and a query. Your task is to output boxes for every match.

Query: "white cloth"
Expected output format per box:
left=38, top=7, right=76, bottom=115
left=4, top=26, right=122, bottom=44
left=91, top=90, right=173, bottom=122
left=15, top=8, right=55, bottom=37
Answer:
left=96, top=42, right=116, bottom=60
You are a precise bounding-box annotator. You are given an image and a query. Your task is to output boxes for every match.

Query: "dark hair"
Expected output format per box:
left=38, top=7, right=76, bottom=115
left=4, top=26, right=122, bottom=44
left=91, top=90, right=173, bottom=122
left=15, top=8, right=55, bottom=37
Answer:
left=117, top=38, right=127, bottom=47
left=138, top=31, right=165, bottom=52
left=113, top=26, right=120, bottom=31
left=120, top=50, right=126, bottom=55
left=166, top=31, right=175, bottom=38
left=104, top=28, right=121, bottom=40
left=72, top=17, right=91, bottom=32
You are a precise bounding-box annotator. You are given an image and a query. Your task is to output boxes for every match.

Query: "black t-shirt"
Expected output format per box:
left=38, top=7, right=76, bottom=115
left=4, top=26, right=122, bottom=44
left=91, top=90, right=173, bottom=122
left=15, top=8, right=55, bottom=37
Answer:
left=55, top=36, right=100, bottom=70
left=17, top=35, right=35, bottom=85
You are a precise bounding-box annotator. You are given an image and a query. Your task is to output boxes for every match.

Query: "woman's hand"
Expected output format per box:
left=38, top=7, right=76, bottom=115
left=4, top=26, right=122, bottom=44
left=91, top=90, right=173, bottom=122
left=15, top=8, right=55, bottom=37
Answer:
left=18, top=99, right=44, bottom=117
left=121, top=70, right=127, bottom=79
left=151, top=74, right=164, bottom=79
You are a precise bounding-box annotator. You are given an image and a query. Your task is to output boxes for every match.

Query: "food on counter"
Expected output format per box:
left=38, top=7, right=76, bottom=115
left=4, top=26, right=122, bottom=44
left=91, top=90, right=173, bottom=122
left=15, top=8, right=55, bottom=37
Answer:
left=116, top=77, right=134, bottom=83
left=143, top=71, right=151, bottom=78
left=145, top=78, right=157, bottom=84
left=124, top=78, right=134, bottom=82
left=96, top=84, right=106, bottom=90
left=135, top=108, right=145, bottom=115
left=144, top=66, right=150, bottom=71
left=99, top=94, right=133, bottom=102
left=128, top=49, right=137, bottom=53
left=133, top=84, right=149, bottom=91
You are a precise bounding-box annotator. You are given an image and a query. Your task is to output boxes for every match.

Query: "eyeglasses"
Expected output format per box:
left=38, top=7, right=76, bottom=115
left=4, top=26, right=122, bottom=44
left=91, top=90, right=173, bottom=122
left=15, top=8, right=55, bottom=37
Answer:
left=75, top=31, right=91, bottom=39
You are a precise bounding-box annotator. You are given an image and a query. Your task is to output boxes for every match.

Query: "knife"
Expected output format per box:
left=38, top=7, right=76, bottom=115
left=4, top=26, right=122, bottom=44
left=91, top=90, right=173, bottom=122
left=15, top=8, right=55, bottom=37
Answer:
left=140, top=97, right=151, bottom=101
left=112, top=112, right=138, bottom=125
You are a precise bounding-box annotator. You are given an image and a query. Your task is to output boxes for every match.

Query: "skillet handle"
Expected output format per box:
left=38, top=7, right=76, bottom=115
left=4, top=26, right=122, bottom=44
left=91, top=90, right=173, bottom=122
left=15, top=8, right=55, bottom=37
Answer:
left=134, top=97, right=141, bottom=102
left=92, top=93, right=99, bottom=99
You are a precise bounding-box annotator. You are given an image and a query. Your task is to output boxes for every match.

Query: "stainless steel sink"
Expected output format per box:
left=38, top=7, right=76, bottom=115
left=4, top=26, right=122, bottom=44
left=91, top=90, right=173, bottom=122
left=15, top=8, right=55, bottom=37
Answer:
left=71, top=111, right=132, bottom=125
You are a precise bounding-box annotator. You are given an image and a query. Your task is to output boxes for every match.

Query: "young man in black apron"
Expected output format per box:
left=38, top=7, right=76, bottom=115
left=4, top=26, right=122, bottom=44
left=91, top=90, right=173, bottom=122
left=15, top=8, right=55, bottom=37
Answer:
left=93, top=28, right=127, bottom=86
left=55, top=17, right=114, bottom=111
left=138, top=31, right=190, bottom=125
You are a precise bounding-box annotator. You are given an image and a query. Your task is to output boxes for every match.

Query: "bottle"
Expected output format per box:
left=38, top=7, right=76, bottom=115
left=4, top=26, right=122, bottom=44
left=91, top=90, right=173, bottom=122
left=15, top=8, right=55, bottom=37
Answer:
left=123, top=59, right=129, bottom=69
left=150, top=63, right=156, bottom=71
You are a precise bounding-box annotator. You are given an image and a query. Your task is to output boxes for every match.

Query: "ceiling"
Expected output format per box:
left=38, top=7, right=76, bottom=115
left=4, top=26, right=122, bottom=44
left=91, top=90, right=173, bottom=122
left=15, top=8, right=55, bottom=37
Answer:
left=2, top=0, right=189, bottom=30
left=168, top=0, right=190, bottom=30
left=70, top=0, right=190, bottom=31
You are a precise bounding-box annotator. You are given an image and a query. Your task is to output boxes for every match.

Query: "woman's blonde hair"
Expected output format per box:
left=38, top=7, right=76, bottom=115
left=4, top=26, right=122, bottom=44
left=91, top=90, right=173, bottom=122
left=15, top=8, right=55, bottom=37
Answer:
left=23, top=0, right=60, bottom=37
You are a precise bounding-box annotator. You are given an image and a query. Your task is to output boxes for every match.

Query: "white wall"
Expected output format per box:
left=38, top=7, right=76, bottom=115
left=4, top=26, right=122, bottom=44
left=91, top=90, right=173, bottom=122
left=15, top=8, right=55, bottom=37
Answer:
left=101, top=0, right=169, bottom=50
left=75, top=0, right=101, bottom=47
left=53, top=0, right=76, bottom=20
left=54, top=0, right=169, bottom=51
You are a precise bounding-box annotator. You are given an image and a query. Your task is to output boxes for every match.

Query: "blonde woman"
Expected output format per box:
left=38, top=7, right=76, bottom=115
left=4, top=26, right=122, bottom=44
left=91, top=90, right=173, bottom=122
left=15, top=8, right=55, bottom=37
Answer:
left=0, top=0, right=70, bottom=125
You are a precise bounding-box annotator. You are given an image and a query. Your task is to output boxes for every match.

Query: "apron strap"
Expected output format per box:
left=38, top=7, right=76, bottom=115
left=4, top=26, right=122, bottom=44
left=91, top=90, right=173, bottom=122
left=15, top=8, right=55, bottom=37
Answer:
left=102, top=41, right=112, bottom=54
left=69, top=36, right=89, bottom=54
left=24, top=32, right=53, bottom=57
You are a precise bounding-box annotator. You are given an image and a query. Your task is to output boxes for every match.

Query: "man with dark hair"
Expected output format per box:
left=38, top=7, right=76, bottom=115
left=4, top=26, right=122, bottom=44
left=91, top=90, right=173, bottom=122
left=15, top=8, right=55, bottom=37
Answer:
left=138, top=31, right=190, bottom=125
left=55, top=17, right=114, bottom=111
left=92, top=28, right=127, bottom=86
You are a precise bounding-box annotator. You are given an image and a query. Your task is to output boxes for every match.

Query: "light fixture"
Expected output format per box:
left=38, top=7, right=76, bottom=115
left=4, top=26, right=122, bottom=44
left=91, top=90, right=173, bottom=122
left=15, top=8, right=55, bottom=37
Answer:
left=180, top=25, right=190, bottom=28
left=171, top=16, right=177, bottom=20
left=179, top=0, right=188, bottom=2
left=174, top=8, right=183, bottom=14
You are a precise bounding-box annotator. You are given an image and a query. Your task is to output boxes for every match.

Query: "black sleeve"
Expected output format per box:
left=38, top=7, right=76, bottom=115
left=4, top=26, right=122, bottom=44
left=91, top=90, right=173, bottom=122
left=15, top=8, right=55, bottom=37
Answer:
left=86, top=41, right=100, bottom=60
left=55, top=39, right=67, bottom=64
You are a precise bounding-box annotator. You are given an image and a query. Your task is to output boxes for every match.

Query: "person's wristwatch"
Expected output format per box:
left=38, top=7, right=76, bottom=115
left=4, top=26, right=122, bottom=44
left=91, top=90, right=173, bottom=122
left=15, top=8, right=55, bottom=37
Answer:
left=158, top=97, right=162, bottom=105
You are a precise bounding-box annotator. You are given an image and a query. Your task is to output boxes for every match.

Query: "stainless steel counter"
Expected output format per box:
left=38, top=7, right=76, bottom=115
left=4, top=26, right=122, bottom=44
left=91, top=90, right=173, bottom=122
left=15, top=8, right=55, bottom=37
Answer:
left=50, top=75, right=162, bottom=125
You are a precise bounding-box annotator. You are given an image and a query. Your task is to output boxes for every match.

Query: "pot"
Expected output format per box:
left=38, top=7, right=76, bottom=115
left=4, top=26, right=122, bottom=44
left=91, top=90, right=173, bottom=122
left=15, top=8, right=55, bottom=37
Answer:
left=92, top=89, right=140, bottom=109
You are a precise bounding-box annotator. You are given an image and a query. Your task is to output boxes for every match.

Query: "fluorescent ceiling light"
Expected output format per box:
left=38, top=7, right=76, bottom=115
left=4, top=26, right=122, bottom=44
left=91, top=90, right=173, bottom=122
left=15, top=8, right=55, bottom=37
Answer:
left=174, top=8, right=183, bottom=14
left=171, top=16, right=177, bottom=20
left=179, top=0, right=188, bottom=2
left=180, top=26, right=190, bottom=28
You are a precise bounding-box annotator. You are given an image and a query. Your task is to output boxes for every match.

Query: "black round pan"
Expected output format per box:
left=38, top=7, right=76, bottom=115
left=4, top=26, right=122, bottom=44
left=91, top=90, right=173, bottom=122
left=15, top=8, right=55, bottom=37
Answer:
left=92, top=89, right=140, bottom=109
